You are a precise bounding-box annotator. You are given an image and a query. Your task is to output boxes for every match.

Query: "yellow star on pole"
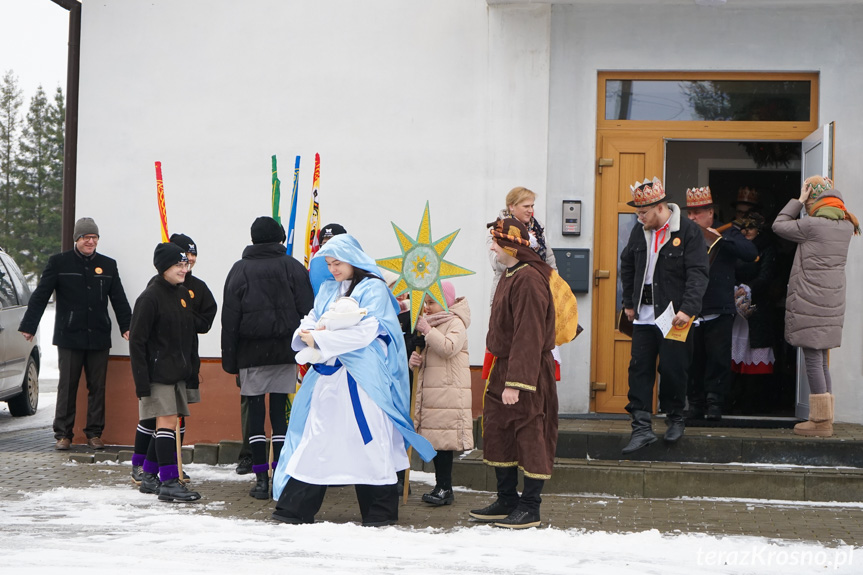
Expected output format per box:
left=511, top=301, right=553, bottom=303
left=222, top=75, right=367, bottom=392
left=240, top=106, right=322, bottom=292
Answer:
left=376, top=202, right=474, bottom=331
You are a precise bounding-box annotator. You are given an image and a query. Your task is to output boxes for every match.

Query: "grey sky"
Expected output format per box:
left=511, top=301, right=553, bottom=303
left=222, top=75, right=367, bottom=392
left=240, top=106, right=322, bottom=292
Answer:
left=1, top=0, right=69, bottom=102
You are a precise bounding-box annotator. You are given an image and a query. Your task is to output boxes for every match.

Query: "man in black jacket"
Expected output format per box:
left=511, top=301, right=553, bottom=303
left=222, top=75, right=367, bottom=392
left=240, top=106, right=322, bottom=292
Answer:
left=221, top=217, right=314, bottom=499
left=620, top=178, right=709, bottom=454
left=19, top=217, right=132, bottom=451
left=684, top=187, right=758, bottom=420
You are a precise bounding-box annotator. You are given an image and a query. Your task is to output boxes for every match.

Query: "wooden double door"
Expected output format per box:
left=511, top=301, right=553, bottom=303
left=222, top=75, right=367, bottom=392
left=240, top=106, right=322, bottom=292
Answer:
left=590, top=126, right=833, bottom=414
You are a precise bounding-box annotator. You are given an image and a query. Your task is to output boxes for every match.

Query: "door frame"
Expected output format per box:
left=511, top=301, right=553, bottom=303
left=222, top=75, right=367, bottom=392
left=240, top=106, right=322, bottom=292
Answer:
left=590, top=71, right=821, bottom=413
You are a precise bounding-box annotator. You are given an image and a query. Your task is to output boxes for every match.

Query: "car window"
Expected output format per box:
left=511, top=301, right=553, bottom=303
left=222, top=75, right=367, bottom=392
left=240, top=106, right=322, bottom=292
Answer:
left=1, top=252, right=30, bottom=305
left=0, top=257, right=18, bottom=308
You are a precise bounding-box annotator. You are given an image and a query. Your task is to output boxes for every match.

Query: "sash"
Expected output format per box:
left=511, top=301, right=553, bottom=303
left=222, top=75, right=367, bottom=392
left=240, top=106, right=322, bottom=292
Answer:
left=313, top=361, right=373, bottom=445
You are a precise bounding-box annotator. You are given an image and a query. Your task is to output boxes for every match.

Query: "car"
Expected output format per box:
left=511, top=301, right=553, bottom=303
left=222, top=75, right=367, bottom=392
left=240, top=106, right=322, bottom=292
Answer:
left=0, top=247, right=40, bottom=416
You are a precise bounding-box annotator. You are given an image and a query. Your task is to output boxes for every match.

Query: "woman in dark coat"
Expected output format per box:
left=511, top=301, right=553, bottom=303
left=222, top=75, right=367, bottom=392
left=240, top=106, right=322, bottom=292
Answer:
left=772, top=176, right=859, bottom=437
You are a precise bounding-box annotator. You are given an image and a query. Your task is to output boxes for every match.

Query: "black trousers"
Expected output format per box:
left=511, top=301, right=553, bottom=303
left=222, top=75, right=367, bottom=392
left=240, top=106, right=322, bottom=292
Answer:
left=54, top=347, right=110, bottom=440
left=626, top=324, right=693, bottom=414
left=687, top=314, right=734, bottom=407
left=274, top=477, right=399, bottom=524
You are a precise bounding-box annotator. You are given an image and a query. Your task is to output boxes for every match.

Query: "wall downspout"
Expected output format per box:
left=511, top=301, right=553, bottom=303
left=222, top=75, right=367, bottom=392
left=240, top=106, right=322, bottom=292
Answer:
left=51, top=0, right=81, bottom=251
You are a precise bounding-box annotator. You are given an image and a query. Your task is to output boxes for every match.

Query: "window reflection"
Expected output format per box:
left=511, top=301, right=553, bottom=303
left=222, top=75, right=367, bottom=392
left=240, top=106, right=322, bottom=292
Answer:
left=606, top=80, right=810, bottom=122
left=617, top=213, right=639, bottom=317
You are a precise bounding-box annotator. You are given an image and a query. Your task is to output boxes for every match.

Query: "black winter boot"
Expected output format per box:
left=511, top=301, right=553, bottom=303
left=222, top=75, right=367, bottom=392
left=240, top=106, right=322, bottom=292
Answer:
left=664, top=411, right=685, bottom=443
left=622, top=410, right=657, bottom=454
left=495, top=477, right=543, bottom=529
left=158, top=478, right=201, bottom=502
left=139, top=472, right=160, bottom=494
left=470, top=467, right=519, bottom=520
left=131, top=465, right=143, bottom=485
left=422, top=487, right=454, bottom=506
left=249, top=472, right=270, bottom=500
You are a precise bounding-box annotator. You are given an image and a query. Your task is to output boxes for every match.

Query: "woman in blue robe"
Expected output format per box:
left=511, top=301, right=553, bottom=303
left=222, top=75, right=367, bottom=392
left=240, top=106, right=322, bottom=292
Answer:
left=272, top=234, right=435, bottom=526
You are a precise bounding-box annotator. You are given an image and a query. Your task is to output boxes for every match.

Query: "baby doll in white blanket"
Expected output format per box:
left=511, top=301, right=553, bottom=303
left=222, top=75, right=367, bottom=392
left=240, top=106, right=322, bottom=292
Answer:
left=294, top=297, right=368, bottom=365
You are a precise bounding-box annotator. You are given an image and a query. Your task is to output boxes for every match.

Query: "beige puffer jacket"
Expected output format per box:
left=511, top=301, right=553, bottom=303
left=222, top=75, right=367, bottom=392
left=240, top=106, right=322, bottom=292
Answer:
left=414, top=297, right=474, bottom=451
left=772, top=192, right=854, bottom=349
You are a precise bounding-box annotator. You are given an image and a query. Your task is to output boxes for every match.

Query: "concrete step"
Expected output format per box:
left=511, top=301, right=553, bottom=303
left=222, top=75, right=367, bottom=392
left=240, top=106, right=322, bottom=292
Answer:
left=63, top=439, right=863, bottom=503
left=441, top=450, right=863, bottom=503
left=554, top=428, right=863, bottom=467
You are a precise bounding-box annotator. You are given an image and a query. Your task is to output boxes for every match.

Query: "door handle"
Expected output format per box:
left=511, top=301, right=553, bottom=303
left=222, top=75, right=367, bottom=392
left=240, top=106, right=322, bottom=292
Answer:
left=594, top=269, right=610, bottom=286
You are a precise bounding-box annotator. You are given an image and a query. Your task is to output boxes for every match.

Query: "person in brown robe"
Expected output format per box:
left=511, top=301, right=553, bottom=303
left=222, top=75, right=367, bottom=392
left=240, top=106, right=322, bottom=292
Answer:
left=469, top=217, right=557, bottom=529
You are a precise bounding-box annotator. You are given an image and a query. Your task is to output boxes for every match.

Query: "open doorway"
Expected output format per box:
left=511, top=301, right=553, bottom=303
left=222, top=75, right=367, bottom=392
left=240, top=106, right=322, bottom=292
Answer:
left=665, top=140, right=801, bottom=418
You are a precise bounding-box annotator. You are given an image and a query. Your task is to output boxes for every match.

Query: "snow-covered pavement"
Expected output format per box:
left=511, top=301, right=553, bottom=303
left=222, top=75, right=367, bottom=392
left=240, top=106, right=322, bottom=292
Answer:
left=0, top=459, right=859, bottom=575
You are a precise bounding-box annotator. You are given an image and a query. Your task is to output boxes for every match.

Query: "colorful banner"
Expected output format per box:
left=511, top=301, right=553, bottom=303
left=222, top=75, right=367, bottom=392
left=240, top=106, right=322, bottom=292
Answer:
left=271, top=155, right=281, bottom=224
left=155, top=161, right=169, bottom=242
left=285, top=155, right=301, bottom=255
left=303, top=153, right=321, bottom=269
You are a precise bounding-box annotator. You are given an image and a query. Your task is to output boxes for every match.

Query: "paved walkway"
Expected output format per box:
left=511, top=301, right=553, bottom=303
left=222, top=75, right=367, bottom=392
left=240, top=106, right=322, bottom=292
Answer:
left=2, top=422, right=862, bottom=546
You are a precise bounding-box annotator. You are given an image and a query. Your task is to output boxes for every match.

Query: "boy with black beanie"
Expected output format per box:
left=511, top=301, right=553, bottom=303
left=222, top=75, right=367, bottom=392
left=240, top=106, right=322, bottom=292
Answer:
left=130, top=234, right=217, bottom=487
left=129, top=243, right=201, bottom=502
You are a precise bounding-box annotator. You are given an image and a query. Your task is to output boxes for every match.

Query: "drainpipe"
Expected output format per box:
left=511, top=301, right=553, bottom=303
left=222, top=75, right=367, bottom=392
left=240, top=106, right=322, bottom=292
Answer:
left=51, top=0, right=81, bottom=251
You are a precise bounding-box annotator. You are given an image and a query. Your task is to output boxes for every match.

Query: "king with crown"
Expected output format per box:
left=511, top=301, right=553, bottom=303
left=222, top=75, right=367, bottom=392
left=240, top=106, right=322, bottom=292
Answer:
left=619, top=177, right=709, bottom=454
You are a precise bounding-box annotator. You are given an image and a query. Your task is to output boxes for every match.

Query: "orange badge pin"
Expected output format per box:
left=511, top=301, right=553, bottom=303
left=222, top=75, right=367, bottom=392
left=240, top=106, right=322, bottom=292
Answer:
left=181, top=299, right=187, bottom=308
left=672, top=238, right=681, bottom=247
left=94, top=267, right=103, bottom=274
left=188, top=290, right=195, bottom=299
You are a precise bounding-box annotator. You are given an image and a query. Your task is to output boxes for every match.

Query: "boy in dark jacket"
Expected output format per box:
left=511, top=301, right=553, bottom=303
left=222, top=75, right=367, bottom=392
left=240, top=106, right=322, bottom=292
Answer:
left=130, top=234, right=217, bottom=486
left=129, top=243, right=200, bottom=502
left=221, top=217, right=314, bottom=499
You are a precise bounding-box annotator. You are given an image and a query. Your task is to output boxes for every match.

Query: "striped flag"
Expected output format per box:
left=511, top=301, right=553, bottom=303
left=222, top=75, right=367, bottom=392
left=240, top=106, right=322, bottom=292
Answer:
left=285, top=156, right=301, bottom=256
left=304, top=153, right=321, bottom=269
left=271, top=155, right=281, bottom=224
left=154, top=161, right=169, bottom=242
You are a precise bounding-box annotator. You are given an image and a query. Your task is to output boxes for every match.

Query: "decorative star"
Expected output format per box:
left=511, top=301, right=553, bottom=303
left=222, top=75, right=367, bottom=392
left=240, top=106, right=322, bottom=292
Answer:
left=376, top=202, right=474, bottom=331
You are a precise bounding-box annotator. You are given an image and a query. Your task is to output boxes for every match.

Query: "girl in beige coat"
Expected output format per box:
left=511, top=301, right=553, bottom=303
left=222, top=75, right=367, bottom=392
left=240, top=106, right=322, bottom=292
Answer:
left=773, top=176, right=859, bottom=437
left=409, top=281, right=474, bottom=506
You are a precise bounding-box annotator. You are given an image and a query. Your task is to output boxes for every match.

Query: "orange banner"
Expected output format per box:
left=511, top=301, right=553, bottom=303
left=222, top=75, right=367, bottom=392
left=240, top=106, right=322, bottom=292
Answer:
left=155, top=161, right=169, bottom=243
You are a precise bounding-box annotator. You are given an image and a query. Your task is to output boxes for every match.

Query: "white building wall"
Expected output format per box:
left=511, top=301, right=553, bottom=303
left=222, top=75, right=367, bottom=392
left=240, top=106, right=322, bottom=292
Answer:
left=76, top=0, right=499, bottom=365
left=547, top=2, right=863, bottom=420
left=75, top=0, right=863, bottom=419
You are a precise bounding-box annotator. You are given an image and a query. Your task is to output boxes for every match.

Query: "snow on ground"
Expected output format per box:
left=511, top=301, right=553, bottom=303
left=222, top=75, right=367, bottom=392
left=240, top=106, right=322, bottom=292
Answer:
left=0, top=391, right=55, bottom=431
left=0, top=463, right=859, bottom=575
left=0, top=486, right=857, bottom=575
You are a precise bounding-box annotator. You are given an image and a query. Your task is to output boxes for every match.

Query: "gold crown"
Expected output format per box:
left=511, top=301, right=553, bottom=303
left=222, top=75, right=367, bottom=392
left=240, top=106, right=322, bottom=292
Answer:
left=629, top=177, right=665, bottom=207
left=685, top=186, right=713, bottom=208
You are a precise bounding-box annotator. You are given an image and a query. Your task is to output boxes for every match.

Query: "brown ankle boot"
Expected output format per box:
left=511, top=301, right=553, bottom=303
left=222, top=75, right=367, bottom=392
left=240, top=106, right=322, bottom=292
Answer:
left=793, top=393, right=833, bottom=437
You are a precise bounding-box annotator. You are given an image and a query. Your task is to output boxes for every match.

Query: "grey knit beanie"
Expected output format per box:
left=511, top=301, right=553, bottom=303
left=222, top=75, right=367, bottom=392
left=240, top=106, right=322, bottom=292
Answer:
left=73, top=217, right=99, bottom=240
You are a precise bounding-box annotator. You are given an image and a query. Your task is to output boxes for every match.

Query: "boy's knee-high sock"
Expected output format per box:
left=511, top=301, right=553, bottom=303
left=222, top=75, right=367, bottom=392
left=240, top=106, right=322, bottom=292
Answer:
left=133, top=418, right=156, bottom=467
left=270, top=394, right=288, bottom=469
left=155, top=428, right=179, bottom=483
left=179, top=416, right=186, bottom=445
left=143, top=425, right=159, bottom=474
left=248, top=395, right=269, bottom=474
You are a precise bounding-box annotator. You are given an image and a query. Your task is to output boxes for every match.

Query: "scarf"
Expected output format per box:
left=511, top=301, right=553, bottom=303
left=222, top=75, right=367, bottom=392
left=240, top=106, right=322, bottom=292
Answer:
left=425, top=311, right=454, bottom=327
left=811, top=197, right=861, bottom=235
left=498, top=209, right=549, bottom=262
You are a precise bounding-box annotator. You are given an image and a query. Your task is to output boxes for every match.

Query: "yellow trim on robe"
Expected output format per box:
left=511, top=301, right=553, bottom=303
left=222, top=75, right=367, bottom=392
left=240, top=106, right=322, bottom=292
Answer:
left=505, top=263, right=529, bottom=277
left=521, top=466, right=552, bottom=480
left=505, top=381, right=536, bottom=392
left=484, top=459, right=519, bottom=468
